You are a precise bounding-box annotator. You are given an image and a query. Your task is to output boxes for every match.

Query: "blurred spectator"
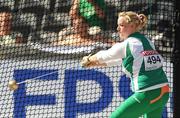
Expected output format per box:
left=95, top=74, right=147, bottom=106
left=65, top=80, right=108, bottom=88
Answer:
left=53, top=0, right=115, bottom=46
left=0, top=11, right=25, bottom=46
left=0, top=12, right=11, bottom=36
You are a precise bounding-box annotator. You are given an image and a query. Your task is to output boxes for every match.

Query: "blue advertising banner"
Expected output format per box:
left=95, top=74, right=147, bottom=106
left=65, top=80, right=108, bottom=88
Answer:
left=0, top=59, right=173, bottom=118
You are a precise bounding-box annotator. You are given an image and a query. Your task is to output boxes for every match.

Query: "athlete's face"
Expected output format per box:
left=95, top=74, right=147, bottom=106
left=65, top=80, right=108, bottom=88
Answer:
left=117, top=17, right=136, bottom=40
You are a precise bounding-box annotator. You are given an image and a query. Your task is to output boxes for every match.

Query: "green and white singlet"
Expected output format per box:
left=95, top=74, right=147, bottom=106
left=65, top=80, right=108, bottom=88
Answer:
left=96, top=32, right=168, bottom=92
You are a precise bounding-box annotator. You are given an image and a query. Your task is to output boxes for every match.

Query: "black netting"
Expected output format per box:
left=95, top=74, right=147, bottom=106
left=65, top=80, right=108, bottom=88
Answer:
left=0, top=0, right=176, bottom=118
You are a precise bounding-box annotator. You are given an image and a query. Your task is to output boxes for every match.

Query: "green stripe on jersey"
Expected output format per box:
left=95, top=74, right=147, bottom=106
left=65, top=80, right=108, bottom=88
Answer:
left=122, top=43, right=134, bottom=89
left=123, top=32, right=168, bottom=91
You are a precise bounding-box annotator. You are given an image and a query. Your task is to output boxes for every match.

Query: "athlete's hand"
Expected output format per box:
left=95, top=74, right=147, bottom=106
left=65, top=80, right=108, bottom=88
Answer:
left=81, top=55, right=91, bottom=67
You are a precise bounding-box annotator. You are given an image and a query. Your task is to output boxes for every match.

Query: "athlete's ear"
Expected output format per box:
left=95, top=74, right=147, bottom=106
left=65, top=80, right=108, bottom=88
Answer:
left=130, top=23, right=136, bottom=29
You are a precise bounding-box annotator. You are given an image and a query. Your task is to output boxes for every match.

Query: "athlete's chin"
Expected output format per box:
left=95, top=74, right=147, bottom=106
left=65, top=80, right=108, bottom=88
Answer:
left=119, top=35, right=125, bottom=40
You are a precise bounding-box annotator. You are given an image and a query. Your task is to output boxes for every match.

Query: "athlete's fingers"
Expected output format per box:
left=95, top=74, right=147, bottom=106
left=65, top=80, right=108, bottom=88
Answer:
left=81, top=54, right=93, bottom=67
left=81, top=56, right=90, bottom=67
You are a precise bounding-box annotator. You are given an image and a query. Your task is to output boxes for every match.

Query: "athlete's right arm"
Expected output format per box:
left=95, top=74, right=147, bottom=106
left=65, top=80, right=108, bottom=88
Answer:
left=81, top=41, right=127, bottom=67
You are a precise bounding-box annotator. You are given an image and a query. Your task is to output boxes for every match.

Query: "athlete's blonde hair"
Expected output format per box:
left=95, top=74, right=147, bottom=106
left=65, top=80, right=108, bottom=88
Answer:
left=118, top=11, right=148, bottom=31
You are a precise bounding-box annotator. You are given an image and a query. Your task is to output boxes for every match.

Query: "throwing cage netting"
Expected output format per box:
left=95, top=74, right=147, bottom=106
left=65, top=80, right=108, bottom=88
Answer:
left=0, top=0, right=176, bottom=118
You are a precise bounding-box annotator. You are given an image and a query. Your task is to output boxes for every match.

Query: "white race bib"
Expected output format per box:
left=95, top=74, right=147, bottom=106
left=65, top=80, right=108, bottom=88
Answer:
left=142, top=50, right=163, bottom=71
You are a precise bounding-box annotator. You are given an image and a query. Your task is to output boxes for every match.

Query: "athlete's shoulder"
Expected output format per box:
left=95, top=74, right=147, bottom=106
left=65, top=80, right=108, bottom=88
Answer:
left=126, top=37, right=142, bottom=45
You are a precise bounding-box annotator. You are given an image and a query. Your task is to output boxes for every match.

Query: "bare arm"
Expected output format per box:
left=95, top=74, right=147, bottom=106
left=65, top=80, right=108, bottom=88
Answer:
left=69, top=0, right=80, bottom=19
